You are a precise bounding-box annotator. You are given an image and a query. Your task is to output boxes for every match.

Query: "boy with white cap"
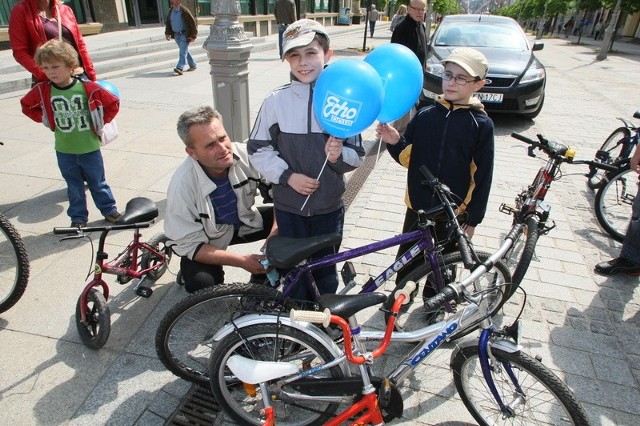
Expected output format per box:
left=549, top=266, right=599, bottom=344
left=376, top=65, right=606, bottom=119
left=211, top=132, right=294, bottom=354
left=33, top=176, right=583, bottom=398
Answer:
left=248, top=19, right=365, bottom=299
left=376, top=47, right=495, bottom=304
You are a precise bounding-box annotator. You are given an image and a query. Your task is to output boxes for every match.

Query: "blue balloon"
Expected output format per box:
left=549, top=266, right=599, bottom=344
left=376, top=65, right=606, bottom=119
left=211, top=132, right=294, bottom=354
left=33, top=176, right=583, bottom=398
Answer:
left=313, top=58, right=384, bottom=139
left=96, top=80, right=120, bottom=98
left=364, top=44, right=424, bottom=123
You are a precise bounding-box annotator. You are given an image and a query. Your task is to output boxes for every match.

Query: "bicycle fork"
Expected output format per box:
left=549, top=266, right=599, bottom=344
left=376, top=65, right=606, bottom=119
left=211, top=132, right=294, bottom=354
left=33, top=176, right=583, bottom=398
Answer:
left=478, top=325, right=526, bottom=419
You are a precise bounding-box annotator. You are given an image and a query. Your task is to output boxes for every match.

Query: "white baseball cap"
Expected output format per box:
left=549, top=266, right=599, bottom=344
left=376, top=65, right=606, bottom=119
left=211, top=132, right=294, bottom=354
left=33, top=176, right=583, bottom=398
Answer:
left=442, top=47, right=489, bottom=79
left=282, top=19, right=330, bottom=58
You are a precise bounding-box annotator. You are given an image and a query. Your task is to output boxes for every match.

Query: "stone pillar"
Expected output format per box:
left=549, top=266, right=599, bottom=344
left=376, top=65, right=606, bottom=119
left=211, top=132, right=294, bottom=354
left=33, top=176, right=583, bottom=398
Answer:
left=204, top=0, right=253, bottom=143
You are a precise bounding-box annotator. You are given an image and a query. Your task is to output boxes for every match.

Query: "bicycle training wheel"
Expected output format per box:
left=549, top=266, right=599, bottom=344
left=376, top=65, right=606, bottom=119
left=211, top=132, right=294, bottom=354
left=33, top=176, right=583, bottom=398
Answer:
left=140, top=233, right=173, bottom=280
left=209, top=323, right=345, bottom=426
left=75, top=287, right=111, bottom=349
left=451, top=345, right=591, bottom=425
left=155, top=283, right=284, bottom=385
left=595, top=165, right=635, bottom=243
left=505, top=217, right=539, bottom=291
left=0, top=213, right=30, bottom=313
left=588, top=126, right=632, bottom=190
left=385, top=251, right=512, bottom=339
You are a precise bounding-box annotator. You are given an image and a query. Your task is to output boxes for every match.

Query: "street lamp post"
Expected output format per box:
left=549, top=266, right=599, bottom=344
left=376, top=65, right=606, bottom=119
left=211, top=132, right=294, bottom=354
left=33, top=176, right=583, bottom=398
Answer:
left=204, top=0, right=253, bottom=143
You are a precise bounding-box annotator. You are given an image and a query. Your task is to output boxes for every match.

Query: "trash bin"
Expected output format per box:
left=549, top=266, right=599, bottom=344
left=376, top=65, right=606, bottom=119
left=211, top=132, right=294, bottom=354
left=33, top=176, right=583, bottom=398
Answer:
left=338, top=7, right=351, bottom=25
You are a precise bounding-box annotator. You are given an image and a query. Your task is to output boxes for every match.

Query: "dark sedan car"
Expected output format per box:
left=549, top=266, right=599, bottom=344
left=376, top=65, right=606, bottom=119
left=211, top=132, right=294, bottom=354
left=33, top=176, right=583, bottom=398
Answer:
left=422, top=14, right=546, bottom=118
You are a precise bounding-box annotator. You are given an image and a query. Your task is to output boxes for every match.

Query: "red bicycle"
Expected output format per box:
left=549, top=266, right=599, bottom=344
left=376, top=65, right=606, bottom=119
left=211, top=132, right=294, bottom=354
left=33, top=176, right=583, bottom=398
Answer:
left=53, top=197, right=173, bottom=349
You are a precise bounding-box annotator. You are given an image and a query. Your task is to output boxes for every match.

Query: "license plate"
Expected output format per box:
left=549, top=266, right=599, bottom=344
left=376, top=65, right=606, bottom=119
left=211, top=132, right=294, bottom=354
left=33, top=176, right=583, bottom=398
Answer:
left=475, top=92, right=503, bottom=103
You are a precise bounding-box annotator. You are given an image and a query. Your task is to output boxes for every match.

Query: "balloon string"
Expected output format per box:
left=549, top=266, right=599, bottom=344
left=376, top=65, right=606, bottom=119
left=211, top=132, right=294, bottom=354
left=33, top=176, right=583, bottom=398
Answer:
left=375, top=132, right=382, bottom=166
left=300, top=153, right=329, bottom=211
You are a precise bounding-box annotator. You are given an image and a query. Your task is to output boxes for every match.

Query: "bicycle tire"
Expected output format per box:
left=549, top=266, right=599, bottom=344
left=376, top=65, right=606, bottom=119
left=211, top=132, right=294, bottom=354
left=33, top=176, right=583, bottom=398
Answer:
left=385, top=251, right=512, bottom=338
left=587, top=127, right=632, bottom=190
left=595, top=165, right=634, bottom=243
left=75, top=287, right=111, bottom=349
left=451, top=345, right=591, bottom=425
left=508, top=216, right=540, bottom=290
left=0, top=213, right=30, bottom=313
left=155, top=283, right=283, bottom=385
left=209, top=323, right=345, bottom=426
left=140, top=233, right=172, bottom=280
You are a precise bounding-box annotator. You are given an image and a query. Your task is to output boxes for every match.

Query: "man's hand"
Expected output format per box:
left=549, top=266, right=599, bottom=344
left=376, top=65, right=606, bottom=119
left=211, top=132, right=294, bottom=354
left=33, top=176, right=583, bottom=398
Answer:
left=288, top=173, right=320, bottom=196
left=242, top=253, right=270, bottom=275
left=462, top=224, right=476, bottom=239
left=325, top=136, right=343, bottom=163
left=376, top=123, right=400, bottom=145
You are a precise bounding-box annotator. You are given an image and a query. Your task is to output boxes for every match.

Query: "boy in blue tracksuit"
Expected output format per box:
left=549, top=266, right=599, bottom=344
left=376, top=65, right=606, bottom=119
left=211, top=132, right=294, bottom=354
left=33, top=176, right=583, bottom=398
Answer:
left=377, top=47, right=495, bottom=289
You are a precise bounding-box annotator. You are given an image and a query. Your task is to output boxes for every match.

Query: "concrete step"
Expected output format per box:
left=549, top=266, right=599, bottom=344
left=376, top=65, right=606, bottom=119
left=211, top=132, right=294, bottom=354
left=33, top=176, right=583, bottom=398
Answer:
left=0, top=30, right=276, bottom=97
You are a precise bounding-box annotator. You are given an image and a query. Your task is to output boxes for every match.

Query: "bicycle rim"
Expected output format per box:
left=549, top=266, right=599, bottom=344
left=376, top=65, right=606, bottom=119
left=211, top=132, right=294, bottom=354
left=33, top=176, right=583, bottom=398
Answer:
left=0, top=214, right=30, bottom=313
left=210, top=323, right=344, bottom=426
left=452, top=346, right=590, bottom=425
left=588, top=127, right=632, bottom=190
left=595, top=166, right=635, bottom=243
left=155, top=283, right=283, bottom=385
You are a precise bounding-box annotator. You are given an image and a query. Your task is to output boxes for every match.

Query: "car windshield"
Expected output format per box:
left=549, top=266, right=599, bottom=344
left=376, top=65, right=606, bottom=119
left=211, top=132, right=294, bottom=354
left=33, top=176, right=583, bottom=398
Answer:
left=434, top=21, right=529, bottom=50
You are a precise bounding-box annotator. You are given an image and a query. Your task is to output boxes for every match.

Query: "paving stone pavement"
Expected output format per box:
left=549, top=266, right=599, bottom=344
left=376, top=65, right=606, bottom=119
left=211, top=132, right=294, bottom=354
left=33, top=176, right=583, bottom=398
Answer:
left=1, top=21, right=639, bottom=425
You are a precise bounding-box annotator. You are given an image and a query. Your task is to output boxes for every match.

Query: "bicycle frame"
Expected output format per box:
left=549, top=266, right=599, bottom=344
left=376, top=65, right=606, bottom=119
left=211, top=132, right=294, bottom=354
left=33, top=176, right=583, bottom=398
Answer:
left=76, top=225, right=167, bottom=322
left=222, top=225, right=522, bottom=424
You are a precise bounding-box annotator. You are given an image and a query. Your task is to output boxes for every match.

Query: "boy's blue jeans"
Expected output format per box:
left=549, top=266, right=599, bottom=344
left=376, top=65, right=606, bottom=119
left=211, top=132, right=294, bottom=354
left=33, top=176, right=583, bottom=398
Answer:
left=174, top=33, right=196, bottom=70
left=275, top=207, right=345, bottom=300
left=56, top=150, right=118, bottom=223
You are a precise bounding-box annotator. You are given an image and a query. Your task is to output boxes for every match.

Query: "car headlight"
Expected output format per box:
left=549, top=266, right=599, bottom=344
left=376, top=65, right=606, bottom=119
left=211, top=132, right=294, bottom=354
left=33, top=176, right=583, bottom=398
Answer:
left=426, top=63, right=445, bottom=78
left=519, top=63, right=546, bottom=85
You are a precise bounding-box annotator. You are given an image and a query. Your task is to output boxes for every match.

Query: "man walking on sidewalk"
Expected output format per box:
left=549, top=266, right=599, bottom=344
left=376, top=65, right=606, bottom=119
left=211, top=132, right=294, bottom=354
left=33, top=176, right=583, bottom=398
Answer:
left=165, top=0, right=198, bottom=75
left=275, top=0, right=297, bottom=59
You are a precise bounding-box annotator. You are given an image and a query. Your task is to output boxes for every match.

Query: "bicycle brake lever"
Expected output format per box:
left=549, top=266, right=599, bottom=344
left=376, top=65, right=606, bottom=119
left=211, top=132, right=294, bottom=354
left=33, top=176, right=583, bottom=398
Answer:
left=59, top=234, right=86, bottom=242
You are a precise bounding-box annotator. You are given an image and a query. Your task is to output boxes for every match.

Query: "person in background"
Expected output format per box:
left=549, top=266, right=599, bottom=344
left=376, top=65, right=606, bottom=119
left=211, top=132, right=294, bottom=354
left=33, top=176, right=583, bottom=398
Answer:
left=164, top=106, right=278, bottom=293
left=368, top=4, right=379, bottom=38
left=20, top=39, right=120, bottom=228
left=390, top=0, right=427, bottom=134
left=390, top=4, right=407, bottom=33
left=248, top=19, right=365, bottom=301
left=9, top=0, right=97, bottom=86
left=164, top=0, right=198, bottom=76
left=274, top=0, right=297, bottom=59
left=595, top=147, right=640, bottom=276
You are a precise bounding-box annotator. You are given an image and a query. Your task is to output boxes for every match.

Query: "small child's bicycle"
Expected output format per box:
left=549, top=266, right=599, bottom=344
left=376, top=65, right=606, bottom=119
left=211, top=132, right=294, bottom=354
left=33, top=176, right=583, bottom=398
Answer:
left=53, top=197, right=173, bottom=349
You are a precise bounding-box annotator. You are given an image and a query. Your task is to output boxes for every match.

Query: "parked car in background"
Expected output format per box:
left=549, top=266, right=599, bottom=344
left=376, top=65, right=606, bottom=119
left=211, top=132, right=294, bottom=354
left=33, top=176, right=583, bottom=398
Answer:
left=422, top=14, right=546, bottom=119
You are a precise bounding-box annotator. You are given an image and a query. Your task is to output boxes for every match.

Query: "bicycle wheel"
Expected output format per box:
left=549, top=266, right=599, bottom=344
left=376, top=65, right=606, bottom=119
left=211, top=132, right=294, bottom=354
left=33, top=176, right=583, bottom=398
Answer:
left=587, top=127, right=632, bottom=190
left=0, top=213, right=29, bottom=313
left=140, top=233, right=172, bottom=280
left=75, top=287, right=111, bottom=349
left=385, top=251, right=512, bottom=338
left=506, top=216, right=539, bottom=290
left=451, top=345, right=591, bottom=425
left=155, top=283, right=284, bottom=385
left=595, top=165, right=635, bottom=243
left=210, top=323, right=345, bottom=426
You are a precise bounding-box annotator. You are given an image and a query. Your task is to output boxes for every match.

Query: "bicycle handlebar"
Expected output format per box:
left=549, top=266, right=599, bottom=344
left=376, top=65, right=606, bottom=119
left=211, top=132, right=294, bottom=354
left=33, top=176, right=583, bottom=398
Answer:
left=423, top=222, right=524, bottom=311
left=53, top=221, right=152, bottom=235
left=418, top=165, right=475, bottom=269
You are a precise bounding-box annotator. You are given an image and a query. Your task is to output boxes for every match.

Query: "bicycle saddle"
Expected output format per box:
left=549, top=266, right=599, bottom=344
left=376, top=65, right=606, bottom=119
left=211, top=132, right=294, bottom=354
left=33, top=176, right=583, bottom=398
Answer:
left=118, top=197, right=159, bottom=224
left=266, top=233, right=342, bottom=269
left=318, top=292, right=387, bottom=320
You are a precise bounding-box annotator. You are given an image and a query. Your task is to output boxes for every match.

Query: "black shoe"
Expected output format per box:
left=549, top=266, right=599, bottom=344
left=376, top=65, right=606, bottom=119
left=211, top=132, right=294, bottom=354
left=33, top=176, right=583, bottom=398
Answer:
left=595, top=257, right=640, bottom=276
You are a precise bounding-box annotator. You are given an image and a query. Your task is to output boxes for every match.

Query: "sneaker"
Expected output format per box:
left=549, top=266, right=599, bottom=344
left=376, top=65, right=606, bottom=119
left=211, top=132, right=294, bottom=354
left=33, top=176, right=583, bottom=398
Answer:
left=104, top=212, right=121, bottom=223
left=187, top=67, right=197, bottom=72
left=71, top=221, right=86, bottom=228
left=174, top=67, right=183, bottom=75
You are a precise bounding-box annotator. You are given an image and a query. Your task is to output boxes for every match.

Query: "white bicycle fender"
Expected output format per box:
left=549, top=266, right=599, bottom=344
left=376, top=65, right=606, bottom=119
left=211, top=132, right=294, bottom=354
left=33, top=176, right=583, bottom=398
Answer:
left=212, top=313, right=350, bottom=376
left=450, top=337, right=521, bottom=365
left=227, top=354, right=300, bottom=384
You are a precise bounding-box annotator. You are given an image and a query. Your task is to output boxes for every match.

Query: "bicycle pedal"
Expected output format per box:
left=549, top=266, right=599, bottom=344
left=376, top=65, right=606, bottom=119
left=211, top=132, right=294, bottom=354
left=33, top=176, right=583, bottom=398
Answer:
left=499, top=203, right=516, bottom=215
left=540, top=220, right=556, bottom=236
left=135, top=286, right=153, bottom=298
left=116, top=275, right=133, bottom=284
